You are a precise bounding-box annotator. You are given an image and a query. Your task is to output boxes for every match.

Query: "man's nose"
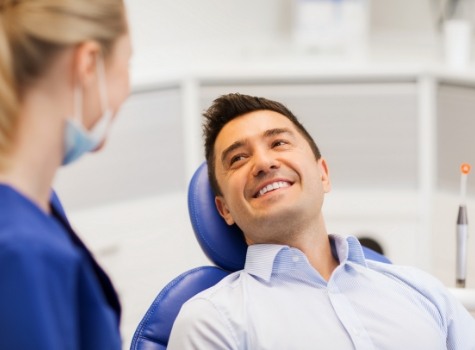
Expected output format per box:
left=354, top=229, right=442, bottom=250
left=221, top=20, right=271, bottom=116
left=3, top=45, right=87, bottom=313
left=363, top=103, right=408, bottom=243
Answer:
left=251, top=149, right=280, bottom=177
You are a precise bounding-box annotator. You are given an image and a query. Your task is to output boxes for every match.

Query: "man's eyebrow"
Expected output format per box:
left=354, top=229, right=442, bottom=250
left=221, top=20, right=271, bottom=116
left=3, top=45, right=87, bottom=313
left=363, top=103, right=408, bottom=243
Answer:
left=220, top=128, right=295, bottom=164
left=263, top=127, right=294, bottom=138
left=221, top=140, right=246, bottom=164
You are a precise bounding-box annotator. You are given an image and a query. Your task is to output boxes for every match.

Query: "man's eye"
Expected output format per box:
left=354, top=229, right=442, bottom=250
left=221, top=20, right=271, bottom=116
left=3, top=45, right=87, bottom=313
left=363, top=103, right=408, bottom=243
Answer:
left=230, top=154, right=246, bottom=165
left=272, top=140, right=288, bottom=147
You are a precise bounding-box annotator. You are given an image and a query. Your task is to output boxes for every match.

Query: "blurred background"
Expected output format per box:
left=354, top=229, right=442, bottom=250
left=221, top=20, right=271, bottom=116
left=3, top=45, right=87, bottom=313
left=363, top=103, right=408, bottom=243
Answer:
left=52, top=0, right=475, bottom=347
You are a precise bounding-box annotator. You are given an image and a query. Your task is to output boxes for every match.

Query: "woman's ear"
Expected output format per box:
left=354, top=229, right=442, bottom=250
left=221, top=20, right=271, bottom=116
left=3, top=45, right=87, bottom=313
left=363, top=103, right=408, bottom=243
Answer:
left=215, top=196, right=235, bottom=226
left=72, top=41, right=101, bottom=87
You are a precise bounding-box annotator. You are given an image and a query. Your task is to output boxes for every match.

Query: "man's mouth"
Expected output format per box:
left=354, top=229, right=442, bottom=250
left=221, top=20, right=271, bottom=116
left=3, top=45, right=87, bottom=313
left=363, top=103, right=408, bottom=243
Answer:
left=254, top=181, right=292, bottom=198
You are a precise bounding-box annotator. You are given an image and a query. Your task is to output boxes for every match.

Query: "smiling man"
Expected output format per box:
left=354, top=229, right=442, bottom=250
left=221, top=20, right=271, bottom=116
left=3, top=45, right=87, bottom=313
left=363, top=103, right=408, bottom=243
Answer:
left=168, top=93, right=475, bottom=349
left=212, top=108, right=337, bottom=281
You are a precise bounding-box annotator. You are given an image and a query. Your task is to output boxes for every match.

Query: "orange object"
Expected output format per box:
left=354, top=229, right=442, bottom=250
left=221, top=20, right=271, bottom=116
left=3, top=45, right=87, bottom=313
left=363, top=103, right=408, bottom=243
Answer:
left=461, top=163, right=471, bottom=175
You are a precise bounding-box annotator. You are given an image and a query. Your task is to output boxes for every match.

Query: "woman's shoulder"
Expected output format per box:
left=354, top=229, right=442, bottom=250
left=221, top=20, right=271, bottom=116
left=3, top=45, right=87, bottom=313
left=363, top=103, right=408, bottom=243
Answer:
left=0, top=185, right=80, bottom=267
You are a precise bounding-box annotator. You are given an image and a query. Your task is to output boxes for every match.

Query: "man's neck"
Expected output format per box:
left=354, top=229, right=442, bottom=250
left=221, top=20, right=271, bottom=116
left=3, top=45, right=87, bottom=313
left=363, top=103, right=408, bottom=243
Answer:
left=293, top=234, right=339, bottom=281
left=270, top=217, right=339, bottom=281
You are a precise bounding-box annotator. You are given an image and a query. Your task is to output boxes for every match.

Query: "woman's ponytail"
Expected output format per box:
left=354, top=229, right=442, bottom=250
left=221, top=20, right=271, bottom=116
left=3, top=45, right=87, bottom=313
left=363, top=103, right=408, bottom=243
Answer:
left=0, top=7, right=20, bottom=167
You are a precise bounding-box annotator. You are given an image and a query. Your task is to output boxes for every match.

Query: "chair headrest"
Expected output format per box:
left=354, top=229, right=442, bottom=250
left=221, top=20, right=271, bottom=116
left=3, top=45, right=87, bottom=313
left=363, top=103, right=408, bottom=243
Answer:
left=187, top=162, right=391, bottom=271
left=187, top=162, right=247, bottom=272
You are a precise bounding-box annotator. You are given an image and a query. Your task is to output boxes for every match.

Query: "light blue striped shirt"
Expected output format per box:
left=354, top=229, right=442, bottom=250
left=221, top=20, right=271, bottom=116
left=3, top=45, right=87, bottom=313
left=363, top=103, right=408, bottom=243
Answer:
left=168, top=235, right=475, bottom=349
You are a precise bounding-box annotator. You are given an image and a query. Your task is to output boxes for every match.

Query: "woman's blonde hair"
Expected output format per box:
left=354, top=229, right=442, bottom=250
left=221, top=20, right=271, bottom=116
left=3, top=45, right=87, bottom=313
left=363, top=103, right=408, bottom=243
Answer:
left=0, top=0, right=126, bottom=167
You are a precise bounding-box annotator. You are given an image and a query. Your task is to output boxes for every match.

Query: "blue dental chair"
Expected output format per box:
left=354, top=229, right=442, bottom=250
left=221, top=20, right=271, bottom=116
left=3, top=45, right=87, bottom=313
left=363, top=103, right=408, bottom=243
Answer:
left=130, top=162, right=391, bottom=350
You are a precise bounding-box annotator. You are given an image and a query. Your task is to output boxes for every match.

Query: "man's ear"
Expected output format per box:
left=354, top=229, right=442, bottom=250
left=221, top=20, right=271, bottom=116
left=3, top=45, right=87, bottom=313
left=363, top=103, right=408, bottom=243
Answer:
left=73, top=41, right=101, bottom=87
left=318, top=158, right=331, bottom=193
left=215, top=196, right=235, bottom=226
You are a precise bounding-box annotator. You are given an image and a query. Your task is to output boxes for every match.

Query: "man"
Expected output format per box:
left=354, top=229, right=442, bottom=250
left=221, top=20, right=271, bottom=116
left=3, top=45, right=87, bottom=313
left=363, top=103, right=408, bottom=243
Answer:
left=168, top=93, right=475, bottom=349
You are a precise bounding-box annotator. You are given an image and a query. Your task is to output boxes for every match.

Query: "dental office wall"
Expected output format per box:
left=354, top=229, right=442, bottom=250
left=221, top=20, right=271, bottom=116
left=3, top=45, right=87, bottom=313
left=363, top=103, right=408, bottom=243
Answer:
left=52, top=1, right=475, bottom=348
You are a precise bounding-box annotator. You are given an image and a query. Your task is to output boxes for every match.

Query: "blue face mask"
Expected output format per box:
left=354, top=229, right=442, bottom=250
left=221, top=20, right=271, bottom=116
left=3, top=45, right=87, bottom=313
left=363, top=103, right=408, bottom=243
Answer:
left=62, top=57, right=113, bottom=166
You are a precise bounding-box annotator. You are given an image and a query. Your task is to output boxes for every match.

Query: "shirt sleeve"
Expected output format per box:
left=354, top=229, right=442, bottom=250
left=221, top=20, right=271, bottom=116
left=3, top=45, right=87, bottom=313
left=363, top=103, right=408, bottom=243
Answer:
left=443, top=289, right=475, bottom=349
left=370, top=261, right=475, bottom=348
left=408, top=270, right=475, bottom=348
left=168, top=297, right=239, bottom=350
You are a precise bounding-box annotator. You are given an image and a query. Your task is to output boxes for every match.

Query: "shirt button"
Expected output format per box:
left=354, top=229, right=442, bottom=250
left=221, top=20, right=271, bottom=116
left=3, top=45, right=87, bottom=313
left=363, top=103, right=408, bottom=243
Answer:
left=292, top=256, right=299, bottom=262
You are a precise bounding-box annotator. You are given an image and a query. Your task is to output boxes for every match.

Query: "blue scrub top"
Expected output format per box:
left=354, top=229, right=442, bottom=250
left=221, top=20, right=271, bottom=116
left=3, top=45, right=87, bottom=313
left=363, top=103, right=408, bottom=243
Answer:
left=0, top=184, right=121, bottom=350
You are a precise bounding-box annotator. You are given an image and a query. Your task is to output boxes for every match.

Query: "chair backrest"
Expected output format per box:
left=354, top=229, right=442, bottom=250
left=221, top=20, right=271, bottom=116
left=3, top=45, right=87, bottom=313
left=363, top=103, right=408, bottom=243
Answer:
left=130, top=162, right=390, bottom=350
left=188, top=162, right=247, bottom=271
left=130, top=266, right=229, bottom=350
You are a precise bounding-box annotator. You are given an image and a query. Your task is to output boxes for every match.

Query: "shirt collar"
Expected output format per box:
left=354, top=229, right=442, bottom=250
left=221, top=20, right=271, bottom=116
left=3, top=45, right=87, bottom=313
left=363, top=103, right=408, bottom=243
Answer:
left=244, top=234, right=367, bottom=282
left=330, top=234, right=367, bottom=267
left=244, top=244, right=286, bottom=281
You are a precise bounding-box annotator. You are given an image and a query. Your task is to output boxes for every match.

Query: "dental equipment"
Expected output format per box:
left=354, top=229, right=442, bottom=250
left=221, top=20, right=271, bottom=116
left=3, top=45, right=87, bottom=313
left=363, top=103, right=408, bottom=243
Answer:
left=456, top=163, right=471, bottom=288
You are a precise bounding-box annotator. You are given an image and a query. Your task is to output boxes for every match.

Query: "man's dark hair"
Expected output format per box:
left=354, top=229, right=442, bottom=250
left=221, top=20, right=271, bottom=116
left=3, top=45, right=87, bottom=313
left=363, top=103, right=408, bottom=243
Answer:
left=203, top=93, right=321, bottom=196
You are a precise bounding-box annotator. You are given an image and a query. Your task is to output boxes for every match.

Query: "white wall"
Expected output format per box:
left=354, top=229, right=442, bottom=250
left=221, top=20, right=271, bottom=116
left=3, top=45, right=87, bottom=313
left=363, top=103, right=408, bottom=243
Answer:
left=124, top=0, right=475, bottom=65
left=124, top=0, right=291, bottom=63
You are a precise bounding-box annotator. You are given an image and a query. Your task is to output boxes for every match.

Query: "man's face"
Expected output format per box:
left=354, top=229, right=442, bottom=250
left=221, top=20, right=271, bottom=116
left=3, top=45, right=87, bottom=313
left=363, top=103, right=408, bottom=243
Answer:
left=213, top=110, right=331, bottom=245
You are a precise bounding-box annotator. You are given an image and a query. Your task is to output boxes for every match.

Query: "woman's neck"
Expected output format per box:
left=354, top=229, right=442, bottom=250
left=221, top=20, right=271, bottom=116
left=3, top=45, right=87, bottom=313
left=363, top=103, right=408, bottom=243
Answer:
left=0, top=88, right=67, bottom=213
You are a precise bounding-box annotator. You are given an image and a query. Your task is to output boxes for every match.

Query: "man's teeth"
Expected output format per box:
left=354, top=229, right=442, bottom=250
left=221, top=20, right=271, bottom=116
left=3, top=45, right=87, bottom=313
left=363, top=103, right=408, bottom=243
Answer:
left=258, top=181, right=290, bottom=197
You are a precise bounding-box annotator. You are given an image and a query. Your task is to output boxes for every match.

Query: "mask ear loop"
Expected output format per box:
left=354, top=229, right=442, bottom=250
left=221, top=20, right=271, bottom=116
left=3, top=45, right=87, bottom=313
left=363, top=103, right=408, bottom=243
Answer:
left=88, top=54, right=113, bottom=140
left=73, top=84, right=83, bottom=124
left=96, top=54, right=110, bottom=114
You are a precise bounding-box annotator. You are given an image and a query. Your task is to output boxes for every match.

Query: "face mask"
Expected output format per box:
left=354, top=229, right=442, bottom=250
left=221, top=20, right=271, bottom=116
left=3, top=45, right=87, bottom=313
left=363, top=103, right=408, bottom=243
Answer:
left=62, top=56, right=113, bottom=165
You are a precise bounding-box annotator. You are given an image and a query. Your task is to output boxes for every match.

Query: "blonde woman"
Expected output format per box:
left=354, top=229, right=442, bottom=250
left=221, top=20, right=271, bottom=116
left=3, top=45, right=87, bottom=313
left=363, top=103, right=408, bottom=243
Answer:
left=0, top=0, right=132, bottom=348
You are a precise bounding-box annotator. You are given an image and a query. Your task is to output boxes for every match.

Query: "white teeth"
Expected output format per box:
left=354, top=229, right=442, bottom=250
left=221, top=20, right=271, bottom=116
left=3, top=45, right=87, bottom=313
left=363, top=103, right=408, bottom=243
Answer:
left=258, top=181, right=290, bottom=197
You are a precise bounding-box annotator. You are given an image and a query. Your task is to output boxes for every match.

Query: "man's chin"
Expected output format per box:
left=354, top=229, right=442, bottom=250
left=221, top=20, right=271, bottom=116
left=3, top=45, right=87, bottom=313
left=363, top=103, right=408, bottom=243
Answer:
left=254, top=208, right=296, bottom=227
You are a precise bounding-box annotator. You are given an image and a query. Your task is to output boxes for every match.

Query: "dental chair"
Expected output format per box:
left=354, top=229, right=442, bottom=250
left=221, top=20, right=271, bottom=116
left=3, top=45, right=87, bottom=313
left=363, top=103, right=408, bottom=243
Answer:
left=130, top=162, right=391, bottom=350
